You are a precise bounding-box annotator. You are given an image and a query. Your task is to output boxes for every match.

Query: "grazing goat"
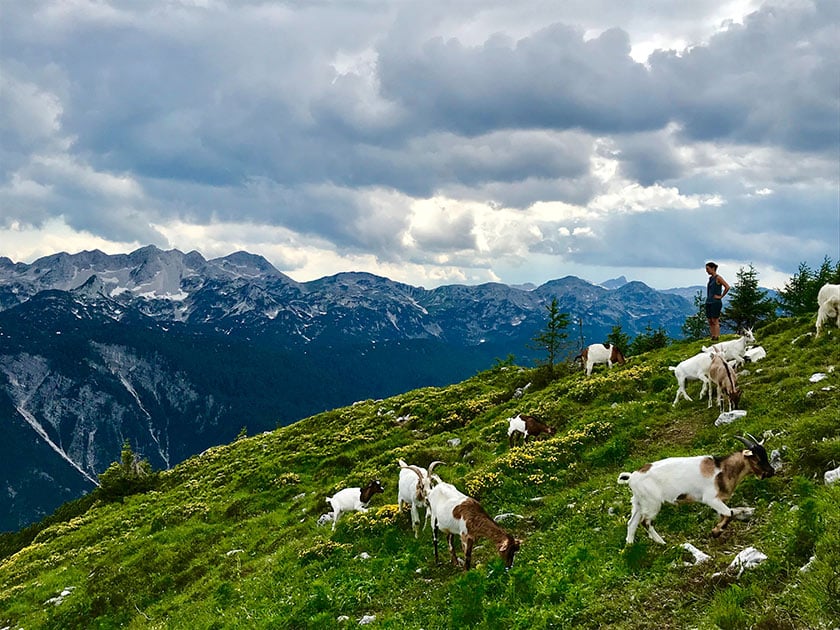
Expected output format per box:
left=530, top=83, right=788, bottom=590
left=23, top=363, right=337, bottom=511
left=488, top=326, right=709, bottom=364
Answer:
left=507, top=414, right=555, bottom=447
left=815, top=283, right=840, bottom=336
left=669, top=352, right=713, bottom=406
left=709, top=351, right=741, bottom=411
left=702, top=329, right=755, bottom=368
left=397, top=459, right=443, bottom=537
left=617, top=434, right=774, bottom=544
left=409, top=467, right=520, bottom=570
left=580, top=343, right=626, bottom=376
left=326, top=479, right=384, bottom=531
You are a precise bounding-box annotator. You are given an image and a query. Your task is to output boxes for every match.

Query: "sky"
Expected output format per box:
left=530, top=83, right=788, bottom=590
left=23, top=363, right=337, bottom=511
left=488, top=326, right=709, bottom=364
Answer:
left=1, top=0, right=838, bottom=291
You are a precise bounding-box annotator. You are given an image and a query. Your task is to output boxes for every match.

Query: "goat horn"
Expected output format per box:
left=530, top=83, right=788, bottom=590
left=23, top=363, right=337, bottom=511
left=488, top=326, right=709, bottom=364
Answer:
left=734, top=435, right=755, bottom=449
left=398, top=460, right=425, bottom=482
left=406, top=465, right=425, bottom=482
left=428, top=460, right=446, bottom=475
left=746, top=432, right=764, bottom=446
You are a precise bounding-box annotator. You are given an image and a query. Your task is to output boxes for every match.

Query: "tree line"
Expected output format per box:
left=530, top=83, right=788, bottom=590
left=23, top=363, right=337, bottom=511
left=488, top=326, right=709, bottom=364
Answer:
left=532, top=256, right=840, bottom=375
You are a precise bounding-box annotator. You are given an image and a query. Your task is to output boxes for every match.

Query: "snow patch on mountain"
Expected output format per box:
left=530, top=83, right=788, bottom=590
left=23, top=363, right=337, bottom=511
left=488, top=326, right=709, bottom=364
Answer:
left=15, top=405, right=100, bottom=486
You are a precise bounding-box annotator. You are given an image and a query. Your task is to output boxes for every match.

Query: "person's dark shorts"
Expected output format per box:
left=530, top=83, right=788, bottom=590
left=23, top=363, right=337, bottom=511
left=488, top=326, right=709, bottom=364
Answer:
left=705, top=301, right=722, bottom=319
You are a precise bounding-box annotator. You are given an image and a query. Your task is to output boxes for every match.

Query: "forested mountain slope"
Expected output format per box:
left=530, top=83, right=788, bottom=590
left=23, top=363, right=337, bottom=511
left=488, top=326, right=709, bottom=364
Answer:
left=0, top=245, right=695, bottom=532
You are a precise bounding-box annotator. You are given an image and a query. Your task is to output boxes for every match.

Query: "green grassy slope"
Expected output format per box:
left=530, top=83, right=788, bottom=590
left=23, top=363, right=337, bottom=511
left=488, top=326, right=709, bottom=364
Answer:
left=1, top=316, right=839, bottom=629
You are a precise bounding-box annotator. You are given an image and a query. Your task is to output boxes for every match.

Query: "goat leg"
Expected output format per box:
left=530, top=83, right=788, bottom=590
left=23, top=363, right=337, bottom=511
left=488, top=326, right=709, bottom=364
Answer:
left=711, top=513, right=732, bottom=537
left=447, top=533, right=460, bottom=566
left=462, top=535, right=473, bottom=570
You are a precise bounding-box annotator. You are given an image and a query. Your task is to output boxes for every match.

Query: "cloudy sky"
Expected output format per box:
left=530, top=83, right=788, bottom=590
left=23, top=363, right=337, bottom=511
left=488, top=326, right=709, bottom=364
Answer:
left=1, top=0, right=838, bottom=290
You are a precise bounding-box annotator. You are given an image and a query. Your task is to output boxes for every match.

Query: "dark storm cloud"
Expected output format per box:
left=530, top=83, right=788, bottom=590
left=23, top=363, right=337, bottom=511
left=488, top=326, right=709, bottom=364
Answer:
left=0, top=0, right=837, bottom=285
left=338, top=130, right=594, bottom=201
left=648, top=0, right=840, bottom=153
left=612, top=131, right=683, bottom=186
left=554, top=188, right=838, bottom=275
left=376, top=25, right=667, bottom=137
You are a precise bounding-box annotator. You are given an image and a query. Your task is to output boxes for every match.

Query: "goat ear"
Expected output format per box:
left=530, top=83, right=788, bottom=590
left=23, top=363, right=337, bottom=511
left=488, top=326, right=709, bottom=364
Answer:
left=742, top=449, right=753, bottom=457
left=499, top=539, right=509, bottom=552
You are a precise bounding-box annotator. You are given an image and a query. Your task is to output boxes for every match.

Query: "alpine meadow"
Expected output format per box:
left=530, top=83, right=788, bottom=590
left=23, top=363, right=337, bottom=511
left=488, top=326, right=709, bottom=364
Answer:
left=3, top=3, right=840, bottom=627
left=1, top=311, right=838, bottom=629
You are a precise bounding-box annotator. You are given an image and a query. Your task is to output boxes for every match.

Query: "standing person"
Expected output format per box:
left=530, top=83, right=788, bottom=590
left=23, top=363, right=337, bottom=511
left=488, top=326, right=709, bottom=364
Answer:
left=705, top=261, right=730, bottom=340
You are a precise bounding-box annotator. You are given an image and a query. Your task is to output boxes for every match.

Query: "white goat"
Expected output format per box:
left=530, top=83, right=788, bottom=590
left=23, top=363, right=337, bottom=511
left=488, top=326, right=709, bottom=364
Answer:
left=744, top=346, right=766, bottom=362
left=702, top=329, right=755, bottom=368
left=397, top=459, right=439, bottom=537
left=579, top=343, right=626, bottom=376
left=815, top=283, right=840, bottom=336
left=617, top=434, right=775, bottom=544
left=326, top=479, right=384, bottom=531
left=669, top=352, right=713, bottom=406
left=416, top=469, right=521, bottom=570
left=708, top=351, right=741, bottom=411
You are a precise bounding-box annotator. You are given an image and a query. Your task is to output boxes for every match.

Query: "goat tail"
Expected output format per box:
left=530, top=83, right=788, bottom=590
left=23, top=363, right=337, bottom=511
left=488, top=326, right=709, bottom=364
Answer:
left=617, top=472, right=632, bottom=485
left=668, top=366, right=677, bottom=372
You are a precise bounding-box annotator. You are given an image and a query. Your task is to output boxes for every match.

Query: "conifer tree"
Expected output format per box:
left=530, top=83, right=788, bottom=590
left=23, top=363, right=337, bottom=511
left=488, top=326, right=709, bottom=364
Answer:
left=98, top=440, right=156, bottom=500
left=682, top=291, right=708, bottom=340
left=778, top=261, right=815, bottom=316
left=723, top=264, right=777, bottom=331
left=531, top=298, right=570, bottom=375
left=778, top=257, right=840, bottom=316
left=606, top=324, right=630, bottom=353
left=628, top=324, right=669, bottom=355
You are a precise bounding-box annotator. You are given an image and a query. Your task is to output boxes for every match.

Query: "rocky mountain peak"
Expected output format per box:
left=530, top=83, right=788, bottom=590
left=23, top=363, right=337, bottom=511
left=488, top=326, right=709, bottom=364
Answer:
left=600, top=275, right=628, bottom=289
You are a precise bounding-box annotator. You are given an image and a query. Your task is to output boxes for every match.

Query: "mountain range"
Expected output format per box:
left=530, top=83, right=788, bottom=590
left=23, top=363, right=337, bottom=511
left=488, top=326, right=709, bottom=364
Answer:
left=0, top=245, right=695, bottom=531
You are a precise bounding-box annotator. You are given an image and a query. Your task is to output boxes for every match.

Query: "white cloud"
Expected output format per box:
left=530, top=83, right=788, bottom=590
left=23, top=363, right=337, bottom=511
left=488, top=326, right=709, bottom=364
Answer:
left=0, top=0, right=836, bottom=290
left=0, top=75, right=64, bottom=144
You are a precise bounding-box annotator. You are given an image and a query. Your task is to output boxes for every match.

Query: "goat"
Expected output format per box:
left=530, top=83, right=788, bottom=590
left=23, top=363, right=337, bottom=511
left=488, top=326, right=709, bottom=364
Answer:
left=744, top=346, right=766, bottom=363
left=580, top=343, right=626, bottom=376
left=325, top=479, right=384, bottom=531
left=507, top=414, right=555, bottom=447
left=669, top=352, right=713, bottom=406
left=397, top=459, right=443, bottom=537
left=708, top=351, right=741, bottom=411
left=617, top=434, right=775, bottom=544
left=408, top=466, right=520, bottom=570
left=702, top=329, right=755, bottom=368
left=815, top=283, right=840, bottom=336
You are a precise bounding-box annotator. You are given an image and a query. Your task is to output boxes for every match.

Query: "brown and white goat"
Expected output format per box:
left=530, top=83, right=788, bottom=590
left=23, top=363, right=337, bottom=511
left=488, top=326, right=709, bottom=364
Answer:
left=406, top=466, right=521, bottom=569
left=580, top=343, right=626, bottom=376
left=617, top=434, right=775, bottom=544
left=326, top=479, right=384, bottom=531
left=708, top=351, right=741, bottom=411
left=507, top=414, right=555, bottom=447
